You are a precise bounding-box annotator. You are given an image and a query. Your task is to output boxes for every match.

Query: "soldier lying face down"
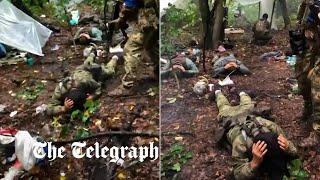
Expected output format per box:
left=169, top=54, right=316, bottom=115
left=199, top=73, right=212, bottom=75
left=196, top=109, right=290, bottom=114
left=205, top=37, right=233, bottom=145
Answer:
left=213, top=90, right=298, bottom=179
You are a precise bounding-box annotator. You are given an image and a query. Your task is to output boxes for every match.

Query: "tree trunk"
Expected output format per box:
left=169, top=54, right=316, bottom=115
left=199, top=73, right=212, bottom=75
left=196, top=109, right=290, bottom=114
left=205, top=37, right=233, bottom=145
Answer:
left=199, top=0, right=213, bottom=49
left=211, top=0, right=224, bottom=48
left=279, top=0, right=291, bottom=29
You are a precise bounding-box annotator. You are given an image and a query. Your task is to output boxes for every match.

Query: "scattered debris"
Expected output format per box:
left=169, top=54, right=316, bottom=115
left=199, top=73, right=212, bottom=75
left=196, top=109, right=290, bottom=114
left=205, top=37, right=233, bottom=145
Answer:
left=35, top=104, right=48, bottom=115
left=0, top=104, right=7, bottom=113
left=51, top=44, right=60, bottom=51
left=218, top=76, right=234, bottom=86
left=9, top=111, right=17, bottom=118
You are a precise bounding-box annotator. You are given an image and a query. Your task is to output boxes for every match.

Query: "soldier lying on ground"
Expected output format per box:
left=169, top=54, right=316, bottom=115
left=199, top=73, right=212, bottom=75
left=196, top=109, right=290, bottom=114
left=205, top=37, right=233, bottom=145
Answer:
left=212, top=53, right=250, bottom=77
left=46, top=54, right=118, bottom=115
left=214, top=90, right=298, bottom=179
left=74, top=27, right=103, bottom=45
left=161, top=54, right=199, bottom=79
left=252, top=13, right=273, bottom=44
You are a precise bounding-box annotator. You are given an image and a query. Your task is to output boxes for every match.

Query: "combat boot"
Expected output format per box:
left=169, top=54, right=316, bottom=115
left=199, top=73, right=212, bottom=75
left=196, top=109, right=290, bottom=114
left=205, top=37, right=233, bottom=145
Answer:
left=299, top=132, right=320, bottom=147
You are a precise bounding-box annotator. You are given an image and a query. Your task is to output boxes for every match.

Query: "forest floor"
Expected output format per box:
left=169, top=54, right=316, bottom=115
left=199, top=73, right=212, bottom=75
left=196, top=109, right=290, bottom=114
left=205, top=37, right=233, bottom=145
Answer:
left=0, top=5, right=159, bottom=180
left=161, top=30, right=320, bottom=179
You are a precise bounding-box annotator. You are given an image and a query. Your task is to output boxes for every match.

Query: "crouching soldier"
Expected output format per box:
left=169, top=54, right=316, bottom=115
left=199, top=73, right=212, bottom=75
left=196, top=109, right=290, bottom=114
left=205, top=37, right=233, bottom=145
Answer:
left=212, top=53, right=250, bottom=77
left=46, top=54, right=118, bottom=115
left=214, top=90, right=298, bottom=179
left=252, top=13, right=272, bottom=44
left=161, top=55, right=199, bottom=79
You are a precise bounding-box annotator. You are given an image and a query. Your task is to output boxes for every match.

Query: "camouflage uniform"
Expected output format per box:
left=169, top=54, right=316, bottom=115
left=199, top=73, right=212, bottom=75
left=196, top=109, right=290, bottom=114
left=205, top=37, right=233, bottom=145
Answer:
left=47, top=55, right=117, bottom=115
left=297, top=0, right=320, bottom=146
left=252, top=19, right=272, bottom=41
left=215, top=92, right=297, bottom=179
left=74, top=27, right=103, bottom=42
left=109, top=0, right=159, bottom=95
left=295, top=0, right=314, bottom=117
left=160, top=57, right=199, bottom=79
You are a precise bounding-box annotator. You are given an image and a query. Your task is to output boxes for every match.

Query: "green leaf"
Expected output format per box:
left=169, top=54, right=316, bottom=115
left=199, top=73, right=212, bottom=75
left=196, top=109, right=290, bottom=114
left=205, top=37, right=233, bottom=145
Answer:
left=75, top=129, right=90, bottom=139
left=71, top=110, right=81, bottom=120
left=171, top=163, right=181, bottom=172
left=170, top=144, right=183, bottom=153
left=82, top=111, right=90, bottom=123
left=184, top=151, right=193, bottom=159
left=60, top=125, right=69, bottom=138
left=297, top=170, right=309, bottom=178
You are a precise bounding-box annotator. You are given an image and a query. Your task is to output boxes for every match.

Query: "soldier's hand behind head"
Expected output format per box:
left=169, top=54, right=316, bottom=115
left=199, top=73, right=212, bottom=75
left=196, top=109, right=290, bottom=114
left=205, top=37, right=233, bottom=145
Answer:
left=278, top=134, right=289, bottom=151
left=64, top=98, right=74, bottom=110
left=250, top=140, right=268, bottom=169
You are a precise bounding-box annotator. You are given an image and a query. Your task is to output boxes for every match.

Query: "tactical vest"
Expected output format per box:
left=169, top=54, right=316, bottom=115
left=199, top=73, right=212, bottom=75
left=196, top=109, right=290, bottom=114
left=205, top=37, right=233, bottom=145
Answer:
left=214, top=114, right=271, bottom=146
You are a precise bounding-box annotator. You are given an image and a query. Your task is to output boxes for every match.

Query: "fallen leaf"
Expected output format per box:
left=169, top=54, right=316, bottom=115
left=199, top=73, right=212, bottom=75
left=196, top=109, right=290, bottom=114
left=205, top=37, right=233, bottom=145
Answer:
left=166, top=97, right=177, bottom=104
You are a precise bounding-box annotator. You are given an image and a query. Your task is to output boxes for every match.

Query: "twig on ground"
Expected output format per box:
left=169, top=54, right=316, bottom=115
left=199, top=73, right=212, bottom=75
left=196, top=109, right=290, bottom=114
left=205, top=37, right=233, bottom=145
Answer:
left=161, top=131, right=195, bottom=137
left=173, top=72, right=180, bottom=90
left=52, top=131, right=159, bottom=145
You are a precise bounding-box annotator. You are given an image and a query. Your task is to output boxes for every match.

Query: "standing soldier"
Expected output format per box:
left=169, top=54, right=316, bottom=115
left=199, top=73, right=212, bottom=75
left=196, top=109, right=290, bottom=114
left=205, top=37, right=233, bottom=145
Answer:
left=296, top=0, right=320, bottom=147
left=108, top=0, right=159, bottom=96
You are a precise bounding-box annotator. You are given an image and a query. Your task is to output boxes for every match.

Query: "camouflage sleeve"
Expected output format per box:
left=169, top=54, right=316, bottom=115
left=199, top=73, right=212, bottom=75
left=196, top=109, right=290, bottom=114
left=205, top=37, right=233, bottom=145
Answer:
left=256, top=117, right=298, bottom=156
left=297, top=0, right=307, bottom=22
left=184, top=58, right=199, bottom=76
left=74, top=27, right=85, bottom=40
left=232, top=135, right=257, bottom=180
left=93, top=83, right=101, bottom=99
left=46, top=83, right=66, bottom=115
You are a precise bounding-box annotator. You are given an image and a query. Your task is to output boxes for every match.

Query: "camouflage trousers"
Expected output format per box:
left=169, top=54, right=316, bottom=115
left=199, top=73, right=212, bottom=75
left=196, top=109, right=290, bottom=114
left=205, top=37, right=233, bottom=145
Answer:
left=295, top=56, right=312, bottom=109
left=122, top=8, right=159, bottom=88
left=83, top=55, right=117, bottom=77
left=216, top=92, right=254, bottom=118
left=309, top=65, right=320, bottom=134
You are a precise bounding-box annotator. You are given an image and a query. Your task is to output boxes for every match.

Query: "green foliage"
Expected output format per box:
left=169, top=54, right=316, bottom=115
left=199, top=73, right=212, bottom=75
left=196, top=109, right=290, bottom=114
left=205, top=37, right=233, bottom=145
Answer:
left=161, top=143, right=193, bottom=177
left=17, top=82, right=44, bottom=101
left=161, top=0, right=199, bottom=55
left=86, top=0, right=105, bottom=12
left=75, top=127, right=90, bottom=139
left=284, top=159, right=309, bottom=180
left=70, top=99, right=100, bottom=123
left=21, top=0, right=69, bottom=23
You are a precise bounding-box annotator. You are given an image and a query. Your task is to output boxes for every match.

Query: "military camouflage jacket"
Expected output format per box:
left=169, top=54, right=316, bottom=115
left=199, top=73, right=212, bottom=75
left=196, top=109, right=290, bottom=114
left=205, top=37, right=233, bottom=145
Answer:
left=46, top=66, right=101, bottom=115
left=227, top=116, right=297, bottom=179
left=161, top=57, right=199, bottom=78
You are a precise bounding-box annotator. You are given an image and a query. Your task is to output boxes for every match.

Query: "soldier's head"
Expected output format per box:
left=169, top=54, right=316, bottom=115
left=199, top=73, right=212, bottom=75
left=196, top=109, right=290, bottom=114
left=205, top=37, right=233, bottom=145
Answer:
left=170, top=57, right=186, bottom=72
left=253, top=132, right=291, bottom=179
left=262, top=13, right=268, bottom=20
left=64, top=88, right=87, bottom=111
left=78, top=33, right=91, bottom=45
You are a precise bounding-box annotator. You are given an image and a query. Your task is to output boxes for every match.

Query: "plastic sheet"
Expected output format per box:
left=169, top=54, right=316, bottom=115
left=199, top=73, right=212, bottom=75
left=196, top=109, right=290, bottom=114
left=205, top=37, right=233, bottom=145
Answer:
left=15, top=131, right=38, bottom=170
left=0, top=0, right=52, bottom=56
left=237, top=0, right=261, bottom=6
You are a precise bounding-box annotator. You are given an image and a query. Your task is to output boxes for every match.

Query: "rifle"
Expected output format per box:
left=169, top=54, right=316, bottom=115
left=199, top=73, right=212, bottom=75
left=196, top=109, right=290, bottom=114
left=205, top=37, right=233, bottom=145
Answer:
left=105, top=0, right=129, bottom=54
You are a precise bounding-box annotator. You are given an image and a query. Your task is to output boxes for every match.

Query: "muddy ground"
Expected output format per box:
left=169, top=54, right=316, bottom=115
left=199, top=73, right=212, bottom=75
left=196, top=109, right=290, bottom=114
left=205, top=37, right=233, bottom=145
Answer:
left=161, top=31, right=320, bottom=179
left=0, top=6, right=159, bottom=180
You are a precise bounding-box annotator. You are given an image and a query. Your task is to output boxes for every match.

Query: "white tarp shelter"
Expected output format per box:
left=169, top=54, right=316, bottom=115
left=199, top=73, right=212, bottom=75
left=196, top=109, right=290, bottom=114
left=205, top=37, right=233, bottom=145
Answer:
left=0, top=0, right=52, bottom=56
left=237, top=0, right=277, bottom=29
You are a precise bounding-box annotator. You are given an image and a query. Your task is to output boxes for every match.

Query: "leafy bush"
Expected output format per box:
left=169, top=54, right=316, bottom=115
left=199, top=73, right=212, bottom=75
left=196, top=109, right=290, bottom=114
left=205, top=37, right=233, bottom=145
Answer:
left=161, top=143, right=193, bottom=178
left=161, top=0, right=200, bottom=55
left=17, top=82, right=44, bottom=101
